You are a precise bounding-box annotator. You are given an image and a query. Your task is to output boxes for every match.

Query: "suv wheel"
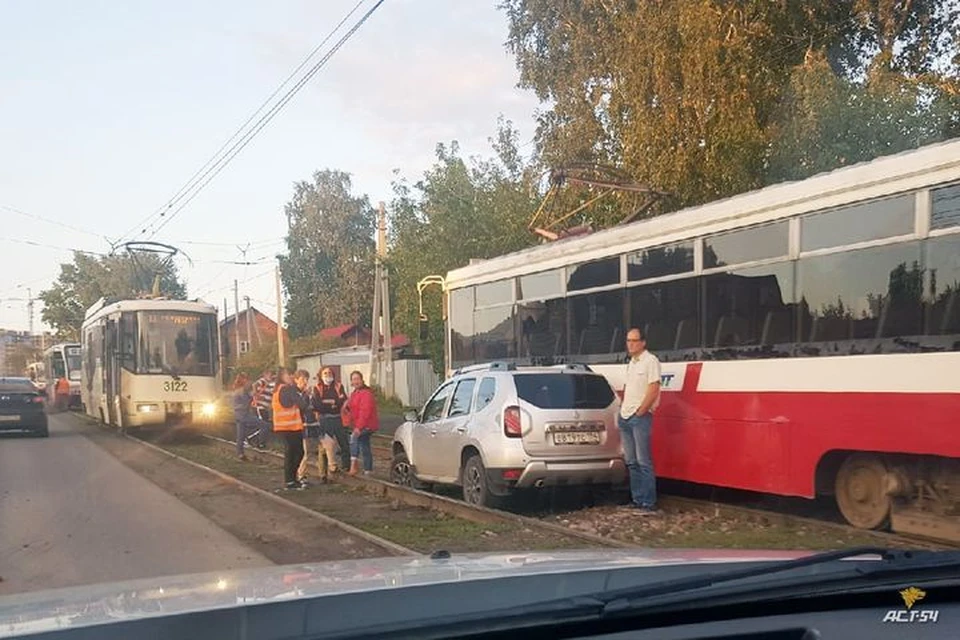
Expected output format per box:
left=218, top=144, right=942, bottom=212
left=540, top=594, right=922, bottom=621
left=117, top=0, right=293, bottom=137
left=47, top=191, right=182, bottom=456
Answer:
left=463, top=454, right=501, bottom=509
left=390, top=451, right=429, bottom=491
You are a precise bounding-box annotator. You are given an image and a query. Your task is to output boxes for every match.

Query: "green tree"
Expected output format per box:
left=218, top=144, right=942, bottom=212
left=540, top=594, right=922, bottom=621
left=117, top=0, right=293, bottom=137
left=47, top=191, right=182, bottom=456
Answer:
left=501, top=0, right=959, bottom=206
left=39, top=252, right=186, bottom=339
left=388, top=121, right=539, bottom=371
left=278, top=170, right=376, bottom=338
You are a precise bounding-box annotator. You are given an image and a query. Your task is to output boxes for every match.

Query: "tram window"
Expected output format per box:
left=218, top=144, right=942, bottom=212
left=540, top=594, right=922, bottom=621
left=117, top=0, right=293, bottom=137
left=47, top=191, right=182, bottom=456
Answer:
left=801, top=194, right=914, bottom=252
left=450, top=288, right=475, bottom=366
left=797, top=242, right=922, bottom=346
left=703, top=221, right=788, bottom=269
left=567, top=257, right=620, bottom=292
left=627, top=240, right=694, bottom=281
left=119, top=312, right=137, bottom=372
left=518, top=298, right=566, bottom=359
left=518, top=269, right=563, bottom=300
left=473, top=305, right=515, bottom=360
left=932, top=182, right=960, bottom=230
left=925, top=234, right=960, bottom=337
left=704, top=262, right=796, bottom=351
left=628, top=278, right=700, bottom=354
left=475, top=279, right=513, bottom=307
left=569, top=289, right=623, bottom=355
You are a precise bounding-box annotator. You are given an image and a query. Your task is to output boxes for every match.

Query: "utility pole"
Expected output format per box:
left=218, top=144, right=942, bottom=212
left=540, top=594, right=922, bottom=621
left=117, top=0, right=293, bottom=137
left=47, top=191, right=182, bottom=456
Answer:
left=26, top=288, right=34, bottom=337
left=233, top=279, right=241, bottom=367
left=222, top=297, right=228, bottom=381
left=369, top=201, right=394, bottom=397
left=244, top=296, right=254, bottom=353
left=275, top=263, right=285, bottom=366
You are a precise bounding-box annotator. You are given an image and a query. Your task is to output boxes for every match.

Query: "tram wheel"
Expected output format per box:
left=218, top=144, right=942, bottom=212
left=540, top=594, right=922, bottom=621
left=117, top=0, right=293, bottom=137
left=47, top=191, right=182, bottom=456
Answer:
left=835, top=453, right=891, bottom=530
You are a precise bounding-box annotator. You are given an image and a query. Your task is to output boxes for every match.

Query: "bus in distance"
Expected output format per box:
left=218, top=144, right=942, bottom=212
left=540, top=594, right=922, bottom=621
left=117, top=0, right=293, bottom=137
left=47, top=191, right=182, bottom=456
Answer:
left=80, top=297, right=221, bottom=431
left=442, top=138, right=960, bottom=541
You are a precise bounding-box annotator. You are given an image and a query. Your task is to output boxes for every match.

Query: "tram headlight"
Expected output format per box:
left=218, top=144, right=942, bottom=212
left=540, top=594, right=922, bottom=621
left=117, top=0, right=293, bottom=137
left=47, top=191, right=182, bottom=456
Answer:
left=137, top=403, right=160, bottom=413
left=200, top=402, right=217, bottom=418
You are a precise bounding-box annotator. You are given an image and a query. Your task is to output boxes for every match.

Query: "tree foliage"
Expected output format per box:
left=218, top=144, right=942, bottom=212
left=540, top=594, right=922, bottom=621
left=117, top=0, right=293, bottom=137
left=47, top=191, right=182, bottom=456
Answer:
left=39, top=252, right=186, bottom=340
left=388, top=121, right=540, bottom=370
left=501, top=0, right=960, bottom=205
left=279, top=170, right=376, bottom=338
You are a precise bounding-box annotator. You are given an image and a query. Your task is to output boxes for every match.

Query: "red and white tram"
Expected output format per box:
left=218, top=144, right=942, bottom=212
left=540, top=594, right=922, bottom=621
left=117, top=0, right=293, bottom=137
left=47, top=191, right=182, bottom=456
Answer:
left=443, top=139, right=960, bottom=538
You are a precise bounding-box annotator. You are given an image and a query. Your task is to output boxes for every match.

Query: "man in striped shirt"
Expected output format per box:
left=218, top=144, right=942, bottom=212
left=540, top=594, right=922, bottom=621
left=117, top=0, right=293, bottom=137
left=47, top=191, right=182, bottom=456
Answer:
left=253, top=368, right=276, bottom=425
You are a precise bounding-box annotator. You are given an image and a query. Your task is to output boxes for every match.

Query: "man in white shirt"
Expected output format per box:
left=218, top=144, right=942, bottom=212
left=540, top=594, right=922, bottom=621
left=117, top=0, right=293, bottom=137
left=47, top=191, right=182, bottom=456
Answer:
left=619, top=327, right=661, bottom=514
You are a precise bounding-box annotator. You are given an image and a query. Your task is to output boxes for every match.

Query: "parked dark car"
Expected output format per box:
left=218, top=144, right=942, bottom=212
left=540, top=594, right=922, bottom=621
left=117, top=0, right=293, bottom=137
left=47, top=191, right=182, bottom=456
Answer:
left=0, top=377, right=49, bottom=437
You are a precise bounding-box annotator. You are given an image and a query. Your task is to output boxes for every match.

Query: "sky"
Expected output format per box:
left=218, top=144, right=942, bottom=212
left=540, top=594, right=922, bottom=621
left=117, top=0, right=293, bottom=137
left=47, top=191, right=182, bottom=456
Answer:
left=0, top=0, right=540, bottom=332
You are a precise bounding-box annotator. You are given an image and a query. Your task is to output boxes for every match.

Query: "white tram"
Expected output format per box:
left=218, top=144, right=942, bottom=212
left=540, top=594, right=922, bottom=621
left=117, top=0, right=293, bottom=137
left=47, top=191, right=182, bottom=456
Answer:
left=80, top=297, right=220, bottom=429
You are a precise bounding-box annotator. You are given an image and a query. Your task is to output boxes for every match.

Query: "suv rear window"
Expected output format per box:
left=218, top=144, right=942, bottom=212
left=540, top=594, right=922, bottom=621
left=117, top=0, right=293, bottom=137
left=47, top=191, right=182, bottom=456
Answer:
left=513, top=374, right=614, bottom=409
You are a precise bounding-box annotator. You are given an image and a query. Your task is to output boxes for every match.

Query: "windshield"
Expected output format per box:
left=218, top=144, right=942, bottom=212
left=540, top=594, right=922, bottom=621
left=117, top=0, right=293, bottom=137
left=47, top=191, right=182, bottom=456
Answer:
left=137, top=312, right=216, bottom=376
left=3, top=1, right=959, bottom=629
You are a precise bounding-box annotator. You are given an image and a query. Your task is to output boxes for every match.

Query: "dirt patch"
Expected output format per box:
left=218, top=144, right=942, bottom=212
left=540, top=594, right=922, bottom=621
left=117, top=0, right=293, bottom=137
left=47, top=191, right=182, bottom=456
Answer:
left=77, top=423, right=401, bottom=565
left=144, top=435, right=597, bottom=553
left=201, top=426, right=910, bottom=551
left=544, top=503, right=919, bottom=550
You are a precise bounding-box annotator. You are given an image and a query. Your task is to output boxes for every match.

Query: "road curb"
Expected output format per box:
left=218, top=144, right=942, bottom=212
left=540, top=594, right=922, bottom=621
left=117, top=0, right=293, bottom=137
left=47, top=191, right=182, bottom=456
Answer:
left=117, top=431, right=419, bottom=558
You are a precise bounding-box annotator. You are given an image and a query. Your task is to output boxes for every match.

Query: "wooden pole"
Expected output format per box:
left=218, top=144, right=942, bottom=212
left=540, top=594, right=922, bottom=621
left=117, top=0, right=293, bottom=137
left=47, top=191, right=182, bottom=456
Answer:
left=275, top=264, right=285, bottom=366
left=233, top=279, right=241, bottom=367
left=379, top=202, right=394, bottom=398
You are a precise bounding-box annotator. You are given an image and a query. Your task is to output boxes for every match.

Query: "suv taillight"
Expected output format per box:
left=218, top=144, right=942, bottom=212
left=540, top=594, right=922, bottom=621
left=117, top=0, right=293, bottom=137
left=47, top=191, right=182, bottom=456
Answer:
left=503, top=405, right=522, bottom=438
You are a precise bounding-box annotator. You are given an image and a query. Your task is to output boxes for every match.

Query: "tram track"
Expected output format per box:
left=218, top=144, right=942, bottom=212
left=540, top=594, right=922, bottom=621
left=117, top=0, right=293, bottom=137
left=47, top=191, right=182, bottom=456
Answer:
left=189, top=429, right=954, bottom=551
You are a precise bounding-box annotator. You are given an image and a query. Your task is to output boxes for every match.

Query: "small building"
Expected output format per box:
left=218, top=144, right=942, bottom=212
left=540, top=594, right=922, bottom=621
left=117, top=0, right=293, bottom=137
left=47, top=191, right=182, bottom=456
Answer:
left=220, top=306, right=286, bottom=366
left=293, top=342, right=437, bottom=409
left=319, top=323, right=371, bottom=346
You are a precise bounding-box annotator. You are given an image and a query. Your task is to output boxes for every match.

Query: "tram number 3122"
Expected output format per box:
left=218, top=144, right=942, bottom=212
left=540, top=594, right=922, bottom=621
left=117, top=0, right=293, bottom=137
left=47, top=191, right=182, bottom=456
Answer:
left=163, top=380, right=188, bottom=392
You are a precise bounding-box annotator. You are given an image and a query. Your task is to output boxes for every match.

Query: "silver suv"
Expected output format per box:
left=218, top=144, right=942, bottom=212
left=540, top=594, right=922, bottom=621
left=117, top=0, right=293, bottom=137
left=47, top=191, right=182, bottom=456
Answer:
left=390, top=362, right=626, bottom=507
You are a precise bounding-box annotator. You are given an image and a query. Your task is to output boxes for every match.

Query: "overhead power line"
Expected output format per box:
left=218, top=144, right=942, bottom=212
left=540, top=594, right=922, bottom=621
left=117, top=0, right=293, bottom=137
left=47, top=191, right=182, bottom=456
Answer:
left=116, top=0, right=375, bottom=245
left=142, top=0, right=386, bottom=242
left=0, top=236, right=106, bottom=256
left=1, top=204, right=105, bottom=240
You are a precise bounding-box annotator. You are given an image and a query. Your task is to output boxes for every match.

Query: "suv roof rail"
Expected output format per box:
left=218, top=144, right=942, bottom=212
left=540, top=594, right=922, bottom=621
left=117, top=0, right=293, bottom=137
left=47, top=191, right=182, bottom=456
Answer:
left=451, top=361, right=517, bottom=376
left=553, top=363, right=594, bottom=372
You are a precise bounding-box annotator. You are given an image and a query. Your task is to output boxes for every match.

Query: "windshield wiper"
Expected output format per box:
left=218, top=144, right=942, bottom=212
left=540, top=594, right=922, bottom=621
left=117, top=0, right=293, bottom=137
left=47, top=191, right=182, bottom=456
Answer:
left=596, top=547, right=960, bottom=617
left=392, top=547, right=960, bottom=639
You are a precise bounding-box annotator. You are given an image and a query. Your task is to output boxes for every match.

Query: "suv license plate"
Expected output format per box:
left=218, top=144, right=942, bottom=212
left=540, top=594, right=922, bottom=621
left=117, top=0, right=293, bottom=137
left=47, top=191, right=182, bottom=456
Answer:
left=0, top=415, right=19, bottom=422
left=553, top=432, right=601, bottom=445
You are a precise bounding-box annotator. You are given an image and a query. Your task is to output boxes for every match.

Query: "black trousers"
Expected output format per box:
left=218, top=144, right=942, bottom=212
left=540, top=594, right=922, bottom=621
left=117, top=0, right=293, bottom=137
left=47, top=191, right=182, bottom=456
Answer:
left=282, top=431, right=304, bottom=484
left=321, top=415, right=351, bottom=470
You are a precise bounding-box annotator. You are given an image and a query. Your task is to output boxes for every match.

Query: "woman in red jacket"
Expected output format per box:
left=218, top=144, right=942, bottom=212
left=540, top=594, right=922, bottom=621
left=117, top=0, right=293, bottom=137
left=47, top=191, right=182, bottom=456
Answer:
left=342, top=370, right=379, bottom=476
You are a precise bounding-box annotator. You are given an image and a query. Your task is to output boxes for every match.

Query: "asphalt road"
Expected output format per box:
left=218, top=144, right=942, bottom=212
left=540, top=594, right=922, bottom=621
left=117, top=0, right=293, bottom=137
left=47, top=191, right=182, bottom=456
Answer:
left=0, top=412, right=271, bottom=596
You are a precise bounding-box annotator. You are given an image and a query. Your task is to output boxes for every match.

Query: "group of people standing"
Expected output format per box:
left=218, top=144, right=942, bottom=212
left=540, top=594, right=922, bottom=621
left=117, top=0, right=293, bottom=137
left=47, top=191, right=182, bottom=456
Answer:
left=231, top=366, right=379, bottom=491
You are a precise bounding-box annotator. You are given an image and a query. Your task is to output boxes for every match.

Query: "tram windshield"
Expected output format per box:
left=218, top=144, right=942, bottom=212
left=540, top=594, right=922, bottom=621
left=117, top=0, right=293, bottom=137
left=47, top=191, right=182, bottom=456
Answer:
left=132, top=312, right=217, bottom=376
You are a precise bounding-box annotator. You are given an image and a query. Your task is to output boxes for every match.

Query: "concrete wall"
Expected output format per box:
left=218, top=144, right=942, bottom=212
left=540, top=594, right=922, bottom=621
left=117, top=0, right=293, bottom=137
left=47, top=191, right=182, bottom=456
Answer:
left=293, top=349, right=438, bottom=408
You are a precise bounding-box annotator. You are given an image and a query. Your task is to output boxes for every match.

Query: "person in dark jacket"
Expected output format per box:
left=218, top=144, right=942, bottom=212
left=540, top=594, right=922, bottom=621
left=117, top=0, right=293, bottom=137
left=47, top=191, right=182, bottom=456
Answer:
left=314, top=367, right=348, bottom=474
left=272, top=367, right=306, bottom=490
left=294, top=369, right=323, bottom=485
left=232, top=373, right=268, bottom=460
left=342, top=370, right=379, bottom=476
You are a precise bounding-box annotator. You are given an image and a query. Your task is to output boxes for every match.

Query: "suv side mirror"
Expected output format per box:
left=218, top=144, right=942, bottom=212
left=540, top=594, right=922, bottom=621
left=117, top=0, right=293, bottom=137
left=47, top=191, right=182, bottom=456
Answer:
left=404, top=410, right=419, bottom=423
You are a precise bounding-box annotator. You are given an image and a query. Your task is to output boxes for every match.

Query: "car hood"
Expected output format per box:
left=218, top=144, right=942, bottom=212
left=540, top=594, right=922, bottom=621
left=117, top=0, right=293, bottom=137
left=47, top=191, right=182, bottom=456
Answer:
left=0, top=548, right=812, bottom=637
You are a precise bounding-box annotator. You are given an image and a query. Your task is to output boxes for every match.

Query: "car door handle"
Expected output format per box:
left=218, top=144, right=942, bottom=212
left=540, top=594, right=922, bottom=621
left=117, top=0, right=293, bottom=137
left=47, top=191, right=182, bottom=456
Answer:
left=430, top=429, right=437, bottom=436
left=455, top=427, right=467, bottom=433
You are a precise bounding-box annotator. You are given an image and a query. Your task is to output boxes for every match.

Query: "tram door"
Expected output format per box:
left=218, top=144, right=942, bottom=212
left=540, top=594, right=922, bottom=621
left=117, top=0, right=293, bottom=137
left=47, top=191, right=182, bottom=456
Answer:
left=103, top=319, right=120, bottom=426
